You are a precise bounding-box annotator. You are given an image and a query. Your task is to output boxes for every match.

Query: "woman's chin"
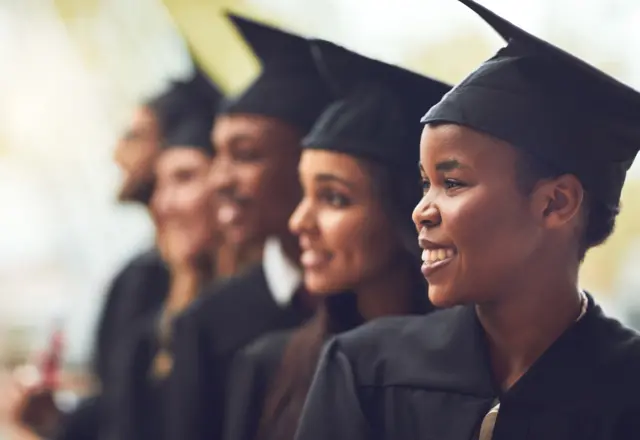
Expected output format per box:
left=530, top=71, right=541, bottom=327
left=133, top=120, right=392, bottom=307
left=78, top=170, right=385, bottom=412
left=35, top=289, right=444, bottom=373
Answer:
left=304, top=274, right=343, bottom=297
left=428, top=287, right=464, bottom=309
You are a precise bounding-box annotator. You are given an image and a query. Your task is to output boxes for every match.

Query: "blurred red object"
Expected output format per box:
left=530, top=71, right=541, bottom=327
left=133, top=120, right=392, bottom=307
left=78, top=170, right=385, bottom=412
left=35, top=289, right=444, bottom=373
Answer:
left=39, top=324, right=64, bottom=390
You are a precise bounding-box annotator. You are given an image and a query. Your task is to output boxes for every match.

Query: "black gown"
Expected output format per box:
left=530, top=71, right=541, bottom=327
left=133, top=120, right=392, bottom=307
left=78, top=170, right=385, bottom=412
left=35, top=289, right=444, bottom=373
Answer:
left=224, top=331, right=292, bottom=440
left=224, top=290, right=433, bottom=440
left=167, top=264, right=313, bottom=440
left=100, top=311, right=167, bottom=440
left=295, top=294, right=640, bottom=440
left=57, top=248, right=169, bottom=440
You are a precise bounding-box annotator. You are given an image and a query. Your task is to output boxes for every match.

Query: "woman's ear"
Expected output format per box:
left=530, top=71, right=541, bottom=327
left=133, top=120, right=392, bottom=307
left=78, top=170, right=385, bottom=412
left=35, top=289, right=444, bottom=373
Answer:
left=530, top=174, right=584, bottom=230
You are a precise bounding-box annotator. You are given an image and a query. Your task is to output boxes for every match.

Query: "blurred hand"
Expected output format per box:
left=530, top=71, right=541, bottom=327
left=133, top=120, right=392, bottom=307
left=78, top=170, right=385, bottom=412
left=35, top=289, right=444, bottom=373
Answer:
left=0, top=372, right=60, bottom=439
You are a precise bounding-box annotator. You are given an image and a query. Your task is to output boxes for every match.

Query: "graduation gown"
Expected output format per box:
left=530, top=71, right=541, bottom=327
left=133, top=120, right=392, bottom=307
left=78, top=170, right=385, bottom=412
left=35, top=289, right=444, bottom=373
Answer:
left=295, top=294, right=640, bottom=440
left=224, top=289, right=432, bottom=440
left=167, top=264, right=313, bottom=440
left=56, top=248, right=169, bottom=440
left=101, top=312, right=167, bottom=440
left=94, top=247, right=170, bottom=384
left=224, top=331, right=292, bottom=440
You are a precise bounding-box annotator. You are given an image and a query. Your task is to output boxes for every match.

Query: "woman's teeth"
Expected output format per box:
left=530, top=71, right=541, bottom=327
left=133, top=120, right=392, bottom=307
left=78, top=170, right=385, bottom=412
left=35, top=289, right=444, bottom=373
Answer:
left=421, top=248, right=455, bottom=263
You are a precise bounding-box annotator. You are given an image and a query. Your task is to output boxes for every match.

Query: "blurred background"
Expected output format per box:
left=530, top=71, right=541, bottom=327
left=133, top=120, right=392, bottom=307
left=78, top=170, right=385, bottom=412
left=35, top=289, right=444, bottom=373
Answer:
left=2, top=0, right=640, bottom=375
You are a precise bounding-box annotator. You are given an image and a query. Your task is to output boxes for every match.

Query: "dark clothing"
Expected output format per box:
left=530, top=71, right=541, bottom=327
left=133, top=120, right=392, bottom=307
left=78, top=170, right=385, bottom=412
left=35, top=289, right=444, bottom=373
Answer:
left=295, top=294, right=640, bottom=440
left=57, top=248, right=169, bottom=440
left=167, top=264, right=313, bottom=440
left=224, top=288, right=431, bottom=440
left=53, top=397, right=100, bottom=440
left=94, top=248, right=170, bottom=384
left=224, top=331, right=291, bottom=440
left=101, top=313, right=166, bottom=440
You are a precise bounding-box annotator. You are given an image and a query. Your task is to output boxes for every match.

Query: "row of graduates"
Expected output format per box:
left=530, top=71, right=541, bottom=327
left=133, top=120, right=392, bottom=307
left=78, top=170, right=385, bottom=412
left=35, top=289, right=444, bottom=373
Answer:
left=56, top=0, right=640, bottom=439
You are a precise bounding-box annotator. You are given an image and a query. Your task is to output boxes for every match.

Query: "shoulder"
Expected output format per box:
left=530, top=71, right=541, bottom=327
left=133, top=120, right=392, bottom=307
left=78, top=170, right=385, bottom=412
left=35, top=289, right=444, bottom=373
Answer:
left=107, top=248, right=168, bottom=292
left=182, top=264, right=268, bottom=321
left=120, top=247, right=167, bottom=273
left=590, top=305, right=640, bottom=398
left=234, top=330, right=293, bottom=375
left=173, top=265, right=276, bottom=350
left=330, top=306, right=467, bottom=387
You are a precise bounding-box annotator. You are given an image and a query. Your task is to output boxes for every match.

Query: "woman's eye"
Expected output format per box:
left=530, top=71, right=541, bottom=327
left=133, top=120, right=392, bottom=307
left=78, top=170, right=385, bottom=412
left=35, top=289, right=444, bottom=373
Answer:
left=444, top=179, right=464, bottom=190
left=421, top=179, right=431, bottom=192
left=319, top=190, right=350, bottom=208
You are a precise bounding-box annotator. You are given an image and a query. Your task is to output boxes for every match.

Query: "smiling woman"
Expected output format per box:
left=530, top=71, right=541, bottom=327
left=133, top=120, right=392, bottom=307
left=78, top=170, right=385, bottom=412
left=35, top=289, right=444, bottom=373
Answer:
left=294, top=1, right=640, bottom=439
left=221, top=39, right=450, bottom=440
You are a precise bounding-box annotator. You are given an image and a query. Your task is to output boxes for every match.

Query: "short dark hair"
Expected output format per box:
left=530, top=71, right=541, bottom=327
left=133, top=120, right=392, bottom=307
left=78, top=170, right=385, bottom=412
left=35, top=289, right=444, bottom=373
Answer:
left=514, top=149, right=620, bottom=260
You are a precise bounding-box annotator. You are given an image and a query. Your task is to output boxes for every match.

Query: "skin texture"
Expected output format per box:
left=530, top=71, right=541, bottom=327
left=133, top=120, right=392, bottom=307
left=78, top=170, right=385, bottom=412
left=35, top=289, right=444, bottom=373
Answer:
left=289, top=150, right=403, bottom=296
left=208, top=114, right=302, bottom=251
left=151, top=147, right=215, bottom=269
left=113, top=106, right=161, bottom=204
left=413, top=123, right=586, bottom=389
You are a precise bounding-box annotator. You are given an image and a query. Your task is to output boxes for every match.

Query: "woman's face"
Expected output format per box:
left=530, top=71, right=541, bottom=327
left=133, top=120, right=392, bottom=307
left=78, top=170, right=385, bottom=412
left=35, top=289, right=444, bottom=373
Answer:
left=413, top=124, right=546, bottom=308
left=209, top=114, right=302, bottom=248
left=289, top=150, right=402, bottom=295
left=152, top=148, right=215, bottom=266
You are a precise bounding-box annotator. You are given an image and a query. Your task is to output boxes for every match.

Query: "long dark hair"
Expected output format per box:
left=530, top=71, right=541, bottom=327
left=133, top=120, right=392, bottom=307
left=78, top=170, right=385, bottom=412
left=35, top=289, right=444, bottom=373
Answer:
left=254, top=158, right=429, bottom=440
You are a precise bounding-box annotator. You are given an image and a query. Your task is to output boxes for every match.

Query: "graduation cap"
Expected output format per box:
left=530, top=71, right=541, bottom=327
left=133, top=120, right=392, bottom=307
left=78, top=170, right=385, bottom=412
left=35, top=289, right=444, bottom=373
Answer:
left=147, top=65, right=221, bottom=156
left=146, top=65, right=222, bottom=143
left=422, top=0, right=640, bottom=207
left=219, top=14, right=332, bottom=133
left=303, top=39, right=451, bottom=169
left=162, top=116, right=215, bottom=156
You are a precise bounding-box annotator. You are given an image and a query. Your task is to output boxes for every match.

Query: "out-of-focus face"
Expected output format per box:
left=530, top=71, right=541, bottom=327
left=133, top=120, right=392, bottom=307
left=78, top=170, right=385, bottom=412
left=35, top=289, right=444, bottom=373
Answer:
left=114, top=106, right=161, bottom=203
left=289, top=150, right=402, bottom=295
left=209, top=114, right=302, bottom=249
left=151, top=147, right=215, bottom=266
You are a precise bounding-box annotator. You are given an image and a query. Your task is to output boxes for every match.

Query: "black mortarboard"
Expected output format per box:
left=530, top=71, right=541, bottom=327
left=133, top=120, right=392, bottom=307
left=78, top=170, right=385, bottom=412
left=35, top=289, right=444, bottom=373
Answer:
left=148, top=66, right=221, bottom=156
left=219, top=14, right=332, bottom=133
left=146, top=66, right=222, bottom=143
left=162, top=116, right=215, bottom=156
left=422, top=0, right=640, bottom=207
left=302, top=40, right=451, bottom=169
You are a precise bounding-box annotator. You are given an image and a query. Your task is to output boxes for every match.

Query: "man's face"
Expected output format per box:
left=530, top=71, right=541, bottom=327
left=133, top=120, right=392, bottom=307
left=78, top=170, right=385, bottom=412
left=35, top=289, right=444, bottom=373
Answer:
left=209, top=114, right=302, bottom=249
left=114, top=106, right=161, bottom=204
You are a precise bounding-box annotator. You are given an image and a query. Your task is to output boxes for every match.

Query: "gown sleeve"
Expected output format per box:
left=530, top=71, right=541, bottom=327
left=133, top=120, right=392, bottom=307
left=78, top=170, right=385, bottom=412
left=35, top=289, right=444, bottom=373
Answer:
left=223, top=332, right=290, bottom=440
left=166, top=309, right=212, bottom=440
left=294, top=337, right=372, bottom=440
left=223, top=349, right=269, bottom=440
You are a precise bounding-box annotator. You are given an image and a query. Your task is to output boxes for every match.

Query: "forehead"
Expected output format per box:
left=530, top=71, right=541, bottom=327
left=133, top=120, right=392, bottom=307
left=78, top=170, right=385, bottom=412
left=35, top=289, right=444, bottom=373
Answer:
left=212, top=113, right=299, bottom=146
left=155, top=148, right=210, bottom=174
left=299, top=150, right=370, bottom=183
left=419, top=124, right=519, bottom=173
left=131, top=106, right=158, bottom=131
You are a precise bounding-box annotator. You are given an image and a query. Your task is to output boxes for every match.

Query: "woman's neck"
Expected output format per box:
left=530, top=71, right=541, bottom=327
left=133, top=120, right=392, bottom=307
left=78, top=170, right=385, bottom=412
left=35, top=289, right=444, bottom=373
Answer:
left=476, top=276, right=583, bottom=391
left=215, top=240, right=263, bottom=278
left=355, top=259, right=420, bottom=321
left=166, top=262, right=208, bottom=314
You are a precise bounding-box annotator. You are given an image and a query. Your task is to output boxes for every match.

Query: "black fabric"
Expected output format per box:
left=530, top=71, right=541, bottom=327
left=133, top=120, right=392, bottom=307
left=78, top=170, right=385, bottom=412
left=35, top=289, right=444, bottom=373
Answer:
left=219, top=14, right=332, bottom=133
left=303, top=40, right=451, bottom=169
left=223, top=331, right=292, bottom=440
left=54, top=248, right=168, bottom=440
left=148, top=66, right=221, bottom=155
left=167, top=264, right=313, bottom=440
left=147, top=66, right=221, bottom=136
left=421, top=0, right=640, bottom=207
left=93, top=248, right=169, bottom=386
left=162, top=116, right=215, bottom=156
left=223, top=287, right=432, bottom=440
left=53, top=397, right=100, bottom=440
left=101, top=312, right=167, bottom=440
left=295, top=294, right=640, bottom=440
